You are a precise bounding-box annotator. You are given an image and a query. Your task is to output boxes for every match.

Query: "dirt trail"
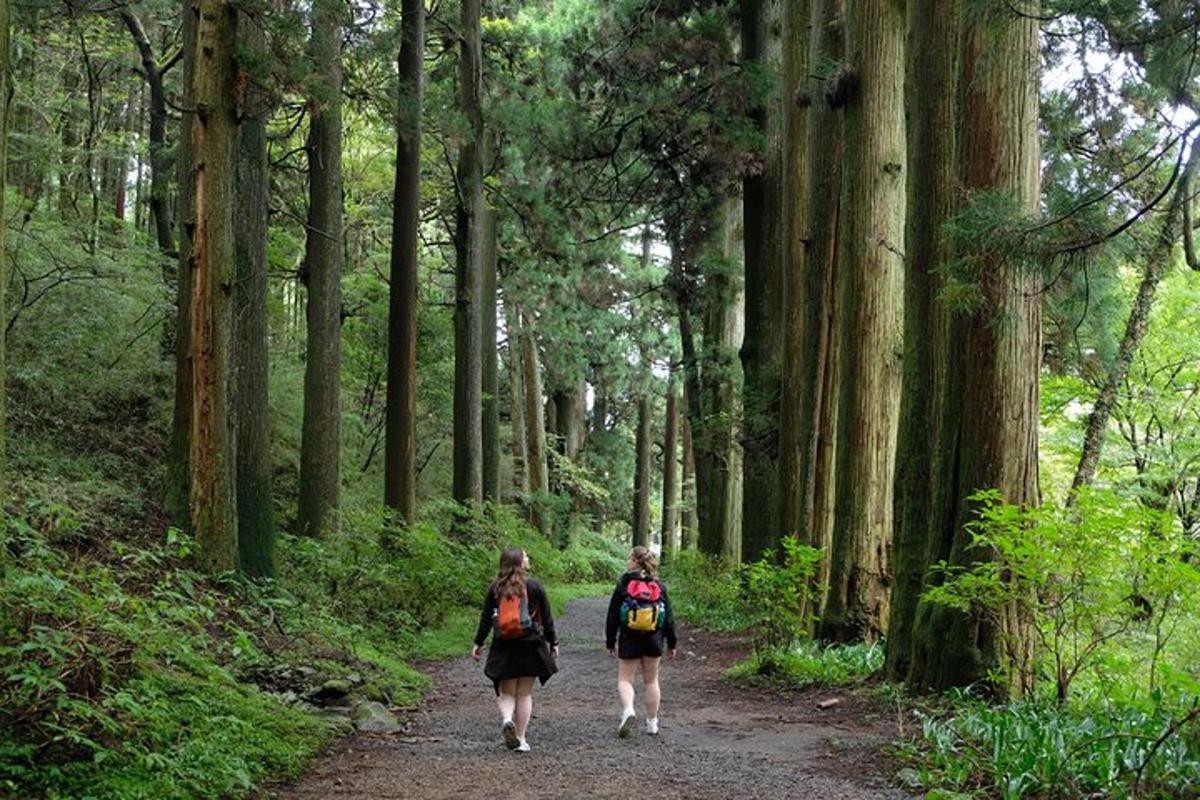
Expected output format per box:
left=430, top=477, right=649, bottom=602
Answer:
left=274, top=597, right=912, bottom=799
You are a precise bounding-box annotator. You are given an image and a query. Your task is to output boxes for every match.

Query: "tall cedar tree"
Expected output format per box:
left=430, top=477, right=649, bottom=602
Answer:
left=520, top=309, right=551, bottom=534
left=384, top=0, right=425, bottom=522
left=908, top=3, right=1042, bottom=699
left=298, top=0, right=345, bottom=536
left=482, top=208, right=501, bottom=501
left=885, top=0, right=959, bottom=679
left=189, top=0, right=239, bottom=572
left=740, top=0, right=785, bottom=563
left=819, top=0, right=905, bottom=643
left=234, top=9, right=275, bottom=577
left=167, top=0, right=198, bottom=529
left=453, top=0, right=485, bottom=505
left=661, top=381, right=680, bottom=556
left=0, top=0, right=8, bottom=508
left=632, top=392, right=653, bottom=547
left=778, top=0, right=810, bottom=600
left=791, top=0, right=845, bottom=608
left=507, top=302, right=530, bottom=496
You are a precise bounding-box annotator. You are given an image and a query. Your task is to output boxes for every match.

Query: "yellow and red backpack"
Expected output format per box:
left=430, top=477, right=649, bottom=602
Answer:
left=621, top=577, right=664, bottom=633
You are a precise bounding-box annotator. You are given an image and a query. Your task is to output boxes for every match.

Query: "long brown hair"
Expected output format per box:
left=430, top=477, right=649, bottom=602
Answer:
left=491, top=548, right=528, bottom=598
left=630, top=545, right=658, bottom=577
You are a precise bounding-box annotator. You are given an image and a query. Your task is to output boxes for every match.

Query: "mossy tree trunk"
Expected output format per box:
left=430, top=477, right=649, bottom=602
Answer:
left=908, top=2, right=1042, bottom=699
left=452, top=0, right=485, bottom=506
left=740, top=0, right=785, bottom=563
left=384, top=0, right=424, bottom=523
left=632, top=392, right=653, bottom=547
left=885, top=0, right=960, bottom=680
left=298, top=0, right=345, bottom=537
left=233, top=9, right=275, bottom=577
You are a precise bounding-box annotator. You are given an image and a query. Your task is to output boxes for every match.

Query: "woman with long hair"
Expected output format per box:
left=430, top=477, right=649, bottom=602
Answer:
left=472, top=548, right=558, bottom=752
left=605, top=545, right=677, bottom=737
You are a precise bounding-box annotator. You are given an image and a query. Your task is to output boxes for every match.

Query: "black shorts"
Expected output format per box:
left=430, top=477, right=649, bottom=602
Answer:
left=617, top=630, right=664, bottom=660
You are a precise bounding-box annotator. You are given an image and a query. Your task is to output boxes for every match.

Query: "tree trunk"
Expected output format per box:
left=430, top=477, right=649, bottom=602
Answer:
left=740, top=0, right=785, bottom=564
left=554, top=382, right=587, bottom=461
left=1069, top=148, right=1200, bottom=500
left=482, top=207, right=501, bottom=502
left=661, top=382, right=680, bottom=556
left=681, top=380, right=700, bottom=549
left=298, top=0, right=345, bottom=537
left=452, top=0, right=484, bottom=505
left=520, top=309, right=551, bottom=535
left=908, top=2, right=1042, bottom=699
left=0, top=0, right=9, bottom=508
left=886, top=0, right=960, bottom=680
left=507, top=302, right=529, bottom=497
left=234, top=9, right=275, bottom=578
left=778, top=0, right=811, bottom=561
left=687, top=204, right=744, bottom=563
left=189, top=0, right=238, bottom=572
left=790, top=0, right=845, bottom=612
left=384, top=0, right=424, bottom=523
left=819, top=0, right=905, bottom=644
left=633, top=392, right=653, bottom=547
left=166, top=0, right=198, bottom=529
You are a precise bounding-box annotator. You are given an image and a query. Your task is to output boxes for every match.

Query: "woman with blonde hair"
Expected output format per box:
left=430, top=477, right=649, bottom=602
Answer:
left=472, top=548, right=559, bottom=752
left=605, top=545, right=677, bottom=737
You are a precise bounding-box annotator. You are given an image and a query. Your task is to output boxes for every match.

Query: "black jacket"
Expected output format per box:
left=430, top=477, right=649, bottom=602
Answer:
left=474, top=578, right=557, bottom=648
left=605, top=570, right=677, bottom=650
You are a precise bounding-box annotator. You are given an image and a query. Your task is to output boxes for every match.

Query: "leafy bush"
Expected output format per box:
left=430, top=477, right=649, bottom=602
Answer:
left=728, top=640, right=884, bottom=688
left=662, top=550, right=752, bottom=632
left=900, top=696, right=1200, bottom=800
left=922, top=489, right=1200, bottom=704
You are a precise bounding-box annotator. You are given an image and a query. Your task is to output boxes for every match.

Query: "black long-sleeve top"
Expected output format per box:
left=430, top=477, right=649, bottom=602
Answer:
left=474, top=578, right=557, bottom=648
left=605, top=570, right=677, bottom=650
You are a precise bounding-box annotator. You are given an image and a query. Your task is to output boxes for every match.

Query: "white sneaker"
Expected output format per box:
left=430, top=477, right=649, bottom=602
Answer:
left=617, top=710, right=636, bottom=739
left=502, top=720, right=518, bottom=750
left=515, top=737, right=531, bottom=753
left=646, top=718, right=659, bottom=735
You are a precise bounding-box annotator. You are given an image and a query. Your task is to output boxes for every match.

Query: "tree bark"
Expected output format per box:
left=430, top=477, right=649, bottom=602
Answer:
left=0, top=0, right=9, bottom=508
left=688, top=204, right=744, bottom=563
left=298, top=0, right=345, bottom=537
left=633, top=392, right=653, bottom=547
left=507, top=302, right=529, bottom=497
left=740, top=0, right=785, bottom=564
left=661, top=382, right=680, bottom=556
left=681, top=371, right=700, bottom=549
left=908, top=2, right=1042, bottom=699
left=778, top=0, right=811, bottom=561
left=452, top=0, right=484, bottom=505
left=790, top=0, right=845, bottom=612
left=189, top=0, right=238, bottom=572
left=234, top=9, right=275, bottom=578
left=482, top=207, right=501, bottom=502
left=166, top=0, right=198, bottom=529
left=819, top=0, right=905, bottom=644
left=886, top=0, right=960, bottom=680
left=520, top=308, right=551, bottom=535
left=384, top=0, right=424, bottom=523
left=1069, top=147, right=1200, bottom=500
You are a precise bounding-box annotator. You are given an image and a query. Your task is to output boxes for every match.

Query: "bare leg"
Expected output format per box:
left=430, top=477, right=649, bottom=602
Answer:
left=514, top=677, right=536, bottom=739
left=641, top=656, right=662, bottom=719
left=497, top=678, right=517, bottom=723
left=618, top=658, right=639, bottom=715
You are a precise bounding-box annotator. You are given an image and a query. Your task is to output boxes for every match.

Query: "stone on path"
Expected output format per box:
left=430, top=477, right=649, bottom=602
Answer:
left=353, top=701, right=406, bottom=734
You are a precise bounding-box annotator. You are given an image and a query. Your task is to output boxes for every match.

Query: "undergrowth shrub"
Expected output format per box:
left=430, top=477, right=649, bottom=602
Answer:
left=728, top=640, right=884, bottom=689
left=899, top=695, right=1200, bottom=800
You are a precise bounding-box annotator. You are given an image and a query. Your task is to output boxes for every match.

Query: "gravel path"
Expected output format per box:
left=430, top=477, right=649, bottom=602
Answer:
left=274, top=597, right=912, bottom=799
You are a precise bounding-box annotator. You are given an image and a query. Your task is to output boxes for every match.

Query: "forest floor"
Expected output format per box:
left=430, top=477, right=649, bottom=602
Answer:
left=271, top=597, right=914, bottom=800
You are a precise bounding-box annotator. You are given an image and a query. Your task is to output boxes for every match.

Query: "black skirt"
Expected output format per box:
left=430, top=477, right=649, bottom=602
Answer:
left=484, top=637, right=558, bottom=693
left=617, top=629, right=665, bottom=660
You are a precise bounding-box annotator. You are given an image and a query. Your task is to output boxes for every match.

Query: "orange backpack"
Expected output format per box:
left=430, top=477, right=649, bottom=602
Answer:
left=494, top=589, right=540, bottom=640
